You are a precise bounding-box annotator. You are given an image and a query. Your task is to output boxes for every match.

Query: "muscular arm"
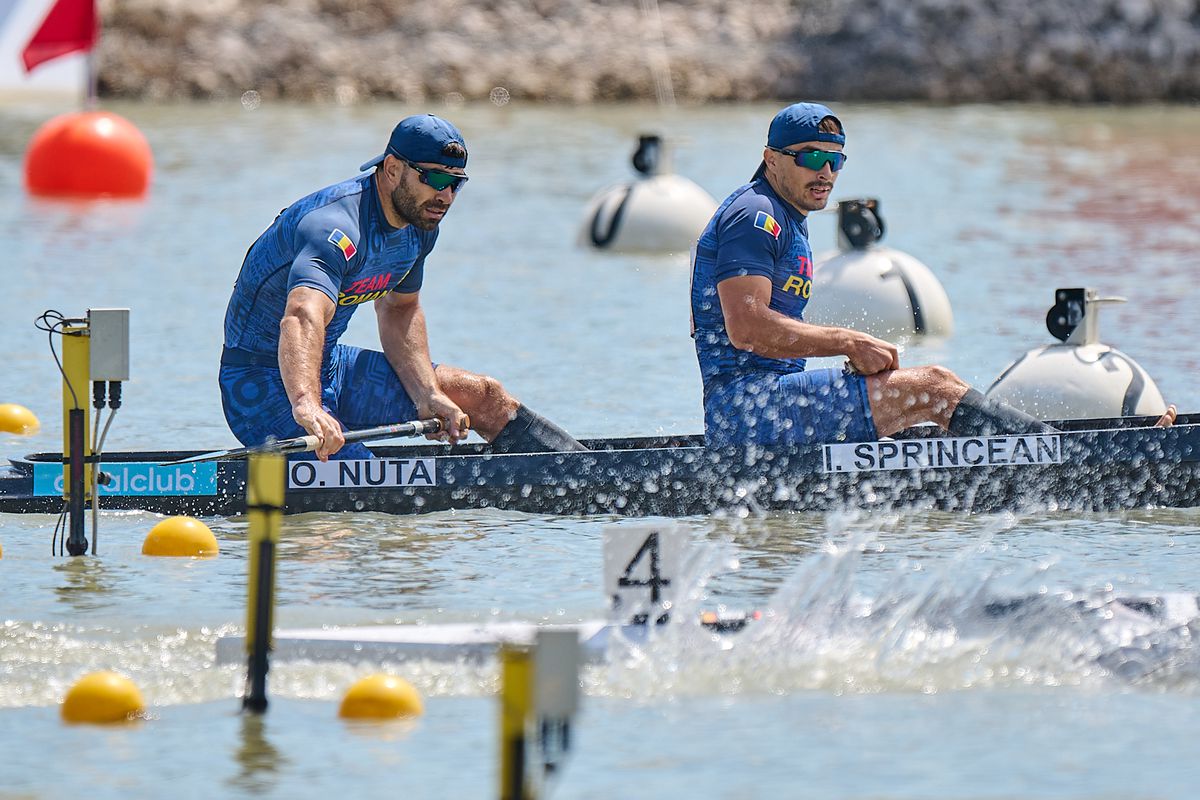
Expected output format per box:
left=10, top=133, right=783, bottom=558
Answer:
left=717, top=275, right=900, bottom=374
left=279, top=286, right=345, bottom=459
left=375, top=291, right=469, bottom=442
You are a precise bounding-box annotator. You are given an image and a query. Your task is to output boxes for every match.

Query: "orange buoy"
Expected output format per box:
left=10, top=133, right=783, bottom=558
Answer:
left=24, top=111, right=153, bottom=198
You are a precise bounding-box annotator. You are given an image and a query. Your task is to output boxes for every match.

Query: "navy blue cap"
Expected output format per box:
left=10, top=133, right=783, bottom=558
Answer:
left=753, top=102, right=844, bottom=180
left=767, top=102, right=844, bottom=148
left=360, top=114, right=468, bottom=172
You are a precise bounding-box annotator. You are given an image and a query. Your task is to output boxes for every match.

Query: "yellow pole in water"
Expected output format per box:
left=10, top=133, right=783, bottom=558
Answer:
left=243, top=452, right=284, bottom=713
left=499, top=644, right=535, bottom=800
left=60, top=324, right=91, bottom=556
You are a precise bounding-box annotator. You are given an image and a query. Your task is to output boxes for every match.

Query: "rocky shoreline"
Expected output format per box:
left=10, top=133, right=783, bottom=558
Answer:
left=97, top=0, right=1200, bottom=103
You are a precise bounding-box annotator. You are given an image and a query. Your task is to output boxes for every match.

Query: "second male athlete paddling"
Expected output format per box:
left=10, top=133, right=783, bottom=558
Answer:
left=690, top=102, right=1175, bottom=446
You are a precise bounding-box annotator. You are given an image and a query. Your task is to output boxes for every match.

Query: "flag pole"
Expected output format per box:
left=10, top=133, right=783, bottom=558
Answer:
left=85, top=50, right=96, bottom=108
left=86, top=1, right=98, bottom=108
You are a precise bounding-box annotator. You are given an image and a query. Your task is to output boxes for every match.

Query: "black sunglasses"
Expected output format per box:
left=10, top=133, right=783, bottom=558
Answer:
left=399, top=158, right=468, bottom=192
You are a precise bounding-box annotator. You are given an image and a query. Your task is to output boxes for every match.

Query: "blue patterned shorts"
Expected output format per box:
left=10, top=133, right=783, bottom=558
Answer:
left=703, top=367, right=877, bottom=447
left=219, top=345, right=421, bottom=459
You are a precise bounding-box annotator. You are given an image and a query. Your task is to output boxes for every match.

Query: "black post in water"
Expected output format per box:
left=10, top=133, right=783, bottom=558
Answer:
left=66, top=408, right=88, bottom=556
left=244, top=537, right=275, bottom=713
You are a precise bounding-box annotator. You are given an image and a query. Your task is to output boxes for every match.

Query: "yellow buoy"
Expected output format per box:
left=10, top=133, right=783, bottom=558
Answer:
left=0, top=404, right=40, bottom=435
left=61, top=671, right=145, bottom=723
left=142, top=516, right=219, bottom=557
left=339, top=674, right=424, bottom=720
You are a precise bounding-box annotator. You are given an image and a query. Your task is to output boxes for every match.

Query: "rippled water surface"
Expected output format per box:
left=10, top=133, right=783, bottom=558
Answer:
left=2, top=100, right=1200, bottom=798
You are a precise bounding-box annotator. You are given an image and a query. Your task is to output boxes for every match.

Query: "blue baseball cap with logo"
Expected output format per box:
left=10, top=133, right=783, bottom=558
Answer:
left=753, top=102, right=844, bottom=179
left=360, top=114, right=468, bottom=172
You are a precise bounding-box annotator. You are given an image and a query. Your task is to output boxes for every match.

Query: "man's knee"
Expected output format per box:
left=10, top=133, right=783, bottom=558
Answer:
left=474, top=373, right=512, bottom=408
left=440, top=368, right=514, bottom=409
left=916, top=364, right=964, bottom=395
left=869, top=364, right=965, bottom=416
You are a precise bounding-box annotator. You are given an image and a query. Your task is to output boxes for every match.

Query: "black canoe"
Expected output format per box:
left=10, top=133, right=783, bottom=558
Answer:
left=2, top=414, right=1199, bottom=517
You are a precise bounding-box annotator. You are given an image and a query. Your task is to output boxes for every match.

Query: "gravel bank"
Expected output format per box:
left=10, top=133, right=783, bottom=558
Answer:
left=97, top=0, right=1200, bottom=102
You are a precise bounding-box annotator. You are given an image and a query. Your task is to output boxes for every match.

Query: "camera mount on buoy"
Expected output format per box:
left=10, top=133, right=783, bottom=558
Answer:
left=1044, top=287, right=1124, bottom=345
left=632, top=134, right=664, bottom=176
left=986, top=288, right=1168, bottom=420
left=804, top=197, right=954, bottom=341
left=837, top=197, right=886, bottom=250
left=578, top=133, right=717, bottom=253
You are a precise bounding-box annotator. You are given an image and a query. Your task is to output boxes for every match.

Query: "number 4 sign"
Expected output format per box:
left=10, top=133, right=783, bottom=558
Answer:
left=603, top=523, right=687, bottom=626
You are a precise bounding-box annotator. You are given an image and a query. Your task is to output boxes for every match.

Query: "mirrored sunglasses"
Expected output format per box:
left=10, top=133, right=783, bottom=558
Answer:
left=771, top=146, right=847, bottom=172
left=402, top=159, right=468, bottom=192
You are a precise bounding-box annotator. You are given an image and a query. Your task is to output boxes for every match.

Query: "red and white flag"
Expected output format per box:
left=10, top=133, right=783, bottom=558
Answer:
left=21, top=0, right=97, bottom=73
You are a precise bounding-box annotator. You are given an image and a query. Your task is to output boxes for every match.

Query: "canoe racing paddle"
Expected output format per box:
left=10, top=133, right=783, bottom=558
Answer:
left=161, top=418, right=448, bottom=465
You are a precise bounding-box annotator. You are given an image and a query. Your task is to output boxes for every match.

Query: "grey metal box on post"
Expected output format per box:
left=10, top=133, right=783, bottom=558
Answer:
left=87, top=308, right=130, bottom=381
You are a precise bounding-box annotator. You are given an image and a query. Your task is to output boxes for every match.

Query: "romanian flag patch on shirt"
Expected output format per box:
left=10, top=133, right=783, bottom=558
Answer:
left=328, top=229, right=357, bottom=260
left=753, top=211, right=781, bottom=239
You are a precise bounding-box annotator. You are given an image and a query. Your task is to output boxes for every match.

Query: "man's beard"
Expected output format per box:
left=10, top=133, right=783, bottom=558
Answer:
left=797, top=180, right=833, bottom=212
left=390, top=183, right=449, bottom=231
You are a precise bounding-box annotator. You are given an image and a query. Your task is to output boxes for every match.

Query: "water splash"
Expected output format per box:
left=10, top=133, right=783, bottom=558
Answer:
left=601, top=520, right=1199, bottom=697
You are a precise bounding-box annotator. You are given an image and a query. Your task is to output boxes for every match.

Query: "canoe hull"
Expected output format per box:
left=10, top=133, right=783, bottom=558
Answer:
left=3, top=419, right=1200, bottom=517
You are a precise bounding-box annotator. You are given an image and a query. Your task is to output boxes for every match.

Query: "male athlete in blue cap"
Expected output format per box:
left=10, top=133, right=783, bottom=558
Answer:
left=691, top=102, right=1175, bottom=446
left=221, top=114, right=585, bottom=459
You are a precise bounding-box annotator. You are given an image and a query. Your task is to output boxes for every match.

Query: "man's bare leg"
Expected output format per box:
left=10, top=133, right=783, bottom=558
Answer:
left=864, top=366, right=1055, bottom=438
left=434, top=365, right=586, bottom=452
